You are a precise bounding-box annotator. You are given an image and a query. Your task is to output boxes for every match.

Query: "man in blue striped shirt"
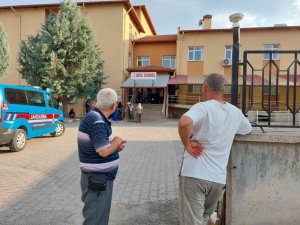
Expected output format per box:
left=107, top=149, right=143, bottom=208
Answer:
left=78, top=88, right=126, bottom=225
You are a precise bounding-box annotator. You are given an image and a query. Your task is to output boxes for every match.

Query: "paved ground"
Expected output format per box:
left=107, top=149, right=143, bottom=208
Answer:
left=0, top=119, right=183, bottom=225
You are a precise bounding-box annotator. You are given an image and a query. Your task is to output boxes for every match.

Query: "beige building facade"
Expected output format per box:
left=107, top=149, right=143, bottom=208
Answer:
left=0, top=0, right=155, bottom=116
left=129, top=15, right=300, bottom=118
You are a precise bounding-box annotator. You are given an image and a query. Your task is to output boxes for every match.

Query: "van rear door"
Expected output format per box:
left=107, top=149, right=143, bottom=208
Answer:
left=26, top=90, right=55, bottom=137
left=3, top=88, right=28, bottom=130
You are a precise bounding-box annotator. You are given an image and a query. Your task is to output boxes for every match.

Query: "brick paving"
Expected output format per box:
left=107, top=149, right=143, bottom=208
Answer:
left=0, top=120, right=183, bottom=225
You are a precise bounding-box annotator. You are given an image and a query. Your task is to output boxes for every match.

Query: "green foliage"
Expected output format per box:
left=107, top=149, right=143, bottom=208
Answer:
left=19, top=0, right=106, bottom=98
left=0, top=22, right=10, bottom=77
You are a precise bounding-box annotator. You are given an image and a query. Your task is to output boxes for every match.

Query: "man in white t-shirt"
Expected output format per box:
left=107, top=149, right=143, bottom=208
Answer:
left=178, top=73, right=252, bottom=225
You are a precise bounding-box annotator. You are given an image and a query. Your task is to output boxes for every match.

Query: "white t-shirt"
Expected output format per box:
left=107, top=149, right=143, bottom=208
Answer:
left=181, top=100, right=252, bottom=184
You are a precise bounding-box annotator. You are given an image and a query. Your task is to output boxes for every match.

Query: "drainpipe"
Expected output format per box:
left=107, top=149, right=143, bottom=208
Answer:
left=122, top=6, right=134, bottom=105
left=123, top=6, right=134, bottom=73
left=178, top=27, right=184, bottom=74
left=165, top=86, right=168, bottom=118
left=11, top=7, right=22, bottom=85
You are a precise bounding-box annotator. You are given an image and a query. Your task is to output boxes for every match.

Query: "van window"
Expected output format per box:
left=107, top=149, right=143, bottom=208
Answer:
left=26, top=90, right=45, bottom=107
left=5, top=88, right=27, bottom=105
left=47, top=94, right=58, bottom=109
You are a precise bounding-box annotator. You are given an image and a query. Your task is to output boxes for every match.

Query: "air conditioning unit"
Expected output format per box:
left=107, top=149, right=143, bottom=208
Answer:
left=223, top=58, right=232, bottom=66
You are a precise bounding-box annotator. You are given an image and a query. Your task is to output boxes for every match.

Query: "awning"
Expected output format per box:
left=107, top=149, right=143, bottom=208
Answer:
left=187, top=75, right=230, bottom=85
left=223, top=74, right=242, bottom=85
left=241, top=74, right=296, bottom=86
left=168, top=75, right=188, bottom=84
left=121, top=75, right=169, bottom=88
left=279, top=75, right=300, bottom=86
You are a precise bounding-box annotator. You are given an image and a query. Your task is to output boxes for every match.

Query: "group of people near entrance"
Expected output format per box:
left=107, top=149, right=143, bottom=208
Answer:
left=77, top=73, right=252, bottom=225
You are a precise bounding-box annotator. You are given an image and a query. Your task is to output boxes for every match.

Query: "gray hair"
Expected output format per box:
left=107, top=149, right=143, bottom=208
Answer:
left=203, top=73, right=224, bottom=93
left=96, top=88, right=118, bottom=109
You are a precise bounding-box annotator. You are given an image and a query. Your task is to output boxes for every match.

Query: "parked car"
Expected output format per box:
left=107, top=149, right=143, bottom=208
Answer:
left=0, top=84, right=65, bottom=152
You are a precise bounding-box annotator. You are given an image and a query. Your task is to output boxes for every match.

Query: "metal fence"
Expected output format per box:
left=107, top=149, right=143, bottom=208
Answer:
left=242, top=50, right=300, bottom=128
left=168, top=95, right=201, bottom=106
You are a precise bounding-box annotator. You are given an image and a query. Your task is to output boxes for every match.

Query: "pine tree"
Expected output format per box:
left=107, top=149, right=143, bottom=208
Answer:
left=0, top=22, right=10, bottom=77
left=19, top=0, right=106, bottom=98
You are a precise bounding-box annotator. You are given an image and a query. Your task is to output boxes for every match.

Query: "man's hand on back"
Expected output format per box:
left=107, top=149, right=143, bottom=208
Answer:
left=185, top=140, right=203, bottom=158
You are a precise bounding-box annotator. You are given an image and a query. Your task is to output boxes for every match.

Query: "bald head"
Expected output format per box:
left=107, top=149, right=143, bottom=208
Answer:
left=203, top=73, right=224, bottom=93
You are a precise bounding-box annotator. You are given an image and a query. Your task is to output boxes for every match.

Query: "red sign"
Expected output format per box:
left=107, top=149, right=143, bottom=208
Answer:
left=131, top=72, right=157, bottom=80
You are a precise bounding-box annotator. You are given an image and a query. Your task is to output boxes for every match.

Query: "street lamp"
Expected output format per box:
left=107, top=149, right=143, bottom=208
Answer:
left=229, top=13, right=244, bottom=106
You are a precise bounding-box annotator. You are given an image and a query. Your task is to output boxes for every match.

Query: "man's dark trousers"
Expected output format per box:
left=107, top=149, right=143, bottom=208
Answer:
left=81, top=173, right=113, bottom=225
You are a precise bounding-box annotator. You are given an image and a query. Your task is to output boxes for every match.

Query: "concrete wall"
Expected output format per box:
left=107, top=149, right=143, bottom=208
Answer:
left=226, top=132, right=300, bottom=225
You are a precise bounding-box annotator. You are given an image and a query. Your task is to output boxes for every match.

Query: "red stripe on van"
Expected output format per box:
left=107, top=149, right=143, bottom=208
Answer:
left=12, top=114, right=60, bottom=120
left=16, top=114, right=30, bottom=120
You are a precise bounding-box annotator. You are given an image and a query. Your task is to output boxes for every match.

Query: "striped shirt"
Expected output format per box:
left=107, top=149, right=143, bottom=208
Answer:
left=77, top=108, right=119, bottom=180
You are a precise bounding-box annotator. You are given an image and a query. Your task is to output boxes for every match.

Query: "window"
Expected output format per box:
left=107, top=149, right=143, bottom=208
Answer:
left=5, top=88, right=27, bottom=105
left=26, top=91, right=45, bottom=107
left=264, top=44, right=280, bottom=60
left=162, top=56, right=176, bottom=68
left=47, top=94, right=58, bottom=108
left=137, top=56, right=150, bottom=67
left=188, top=85, right=202, bottom=93
left=225, top=46, right=232, bottom=60
left=188, top=46, right=204, bottom=61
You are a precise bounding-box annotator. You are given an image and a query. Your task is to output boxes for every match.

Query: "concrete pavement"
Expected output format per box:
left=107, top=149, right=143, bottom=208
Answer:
left=0, top=120, right=183, bottom=225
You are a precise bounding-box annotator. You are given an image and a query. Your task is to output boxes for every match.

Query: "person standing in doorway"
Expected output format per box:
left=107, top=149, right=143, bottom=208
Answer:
left=159, top=89, right=164, bottom=103
left=85, top=97, right=91, bottom=114
left=135, top=103, right=143, bottom=123
left=78, top=88, right=126, bottom=225
left=178, top=73, right=252, bottom=225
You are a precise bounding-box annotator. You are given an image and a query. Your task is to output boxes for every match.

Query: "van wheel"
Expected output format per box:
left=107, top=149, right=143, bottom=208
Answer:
left=10, top=129, right=27, bottom=152
left=50, top=122, right=65, bottom=137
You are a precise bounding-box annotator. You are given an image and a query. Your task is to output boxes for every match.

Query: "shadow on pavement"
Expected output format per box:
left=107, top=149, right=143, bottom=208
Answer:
left=0, top=148, right=14, bottom=154
left=1, top=137, right=183, bottom=225
left=110, top=200, right=179, bottom=225
left=0, top=151, right=83, bottom=225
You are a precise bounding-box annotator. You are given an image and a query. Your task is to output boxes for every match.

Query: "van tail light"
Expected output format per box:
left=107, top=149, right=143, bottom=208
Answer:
left=3, top=102, right=8, bottom=110
left=1, top=102, right=8, bottom=122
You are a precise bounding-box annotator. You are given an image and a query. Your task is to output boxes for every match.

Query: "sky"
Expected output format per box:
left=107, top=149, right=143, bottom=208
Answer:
left=1, top=0, right=300, bottom=34
left=131, top=0, right=300, bottom=34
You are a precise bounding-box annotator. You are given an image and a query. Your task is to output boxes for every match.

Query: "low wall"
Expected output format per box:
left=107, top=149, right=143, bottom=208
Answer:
left=247, top=111, right=300, bottom=123
left=226, top=130, right=300, bottom=225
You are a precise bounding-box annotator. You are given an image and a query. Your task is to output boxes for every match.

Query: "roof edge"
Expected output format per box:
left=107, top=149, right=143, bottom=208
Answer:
left=135, top=34, right=177, bottom=43
left=0, top=1, right=127, bottom=9
left=134, top=5, right=157, bottom=35
left=127, top=65, right=175, bottom=73
left=0, top=0, right=147, bottom=34
left=126, top=3, right=145, bottom=34
left=180, top=26, right=300, bottom=33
